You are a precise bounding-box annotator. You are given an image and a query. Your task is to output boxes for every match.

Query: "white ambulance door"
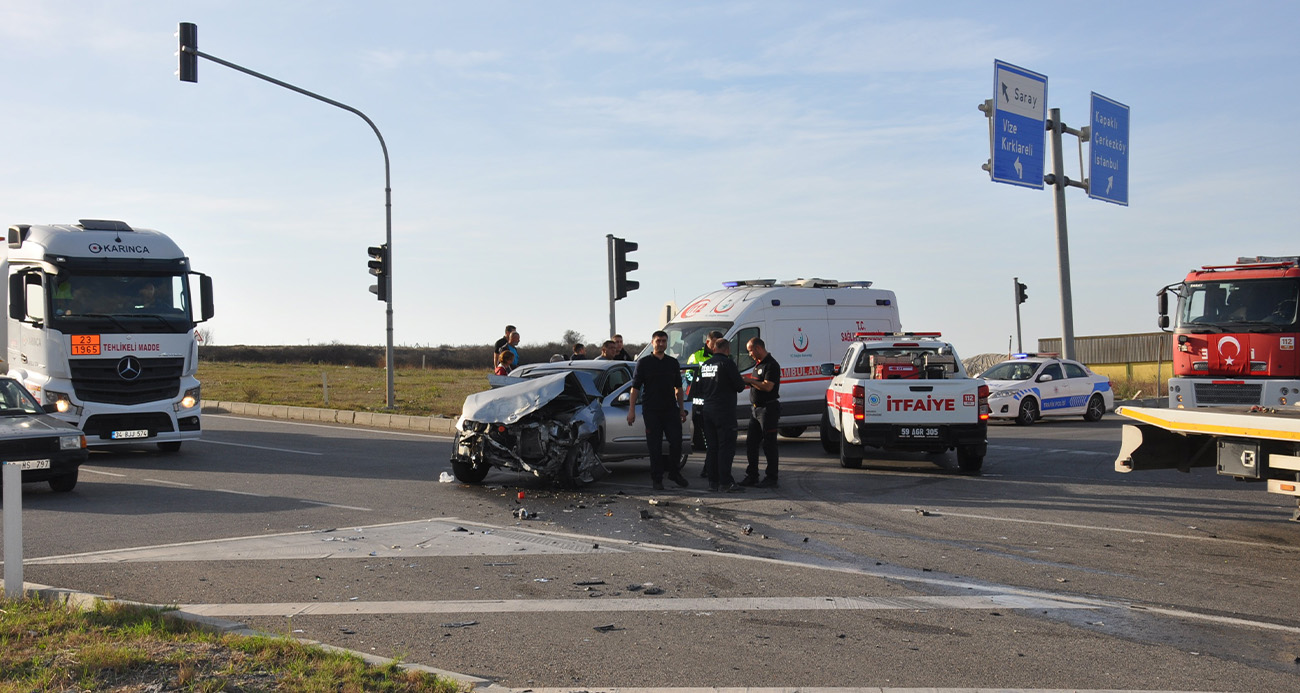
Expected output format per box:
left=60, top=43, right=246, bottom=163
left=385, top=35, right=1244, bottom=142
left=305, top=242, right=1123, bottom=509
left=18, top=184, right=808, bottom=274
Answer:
left=770, top=318, right=830, bottom=421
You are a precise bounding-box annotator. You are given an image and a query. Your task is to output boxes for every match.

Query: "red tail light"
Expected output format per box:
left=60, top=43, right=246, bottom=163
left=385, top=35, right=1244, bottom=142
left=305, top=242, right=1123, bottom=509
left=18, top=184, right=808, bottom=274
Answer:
left=977, top=384, right=990, bottom=421
left=852, top=385, right=865, bottom=421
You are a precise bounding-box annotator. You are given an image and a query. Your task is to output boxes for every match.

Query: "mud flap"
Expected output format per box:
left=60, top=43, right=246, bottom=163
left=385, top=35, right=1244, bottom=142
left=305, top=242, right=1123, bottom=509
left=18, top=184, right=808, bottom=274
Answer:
left=1114, top=424, right=1216, bottom=473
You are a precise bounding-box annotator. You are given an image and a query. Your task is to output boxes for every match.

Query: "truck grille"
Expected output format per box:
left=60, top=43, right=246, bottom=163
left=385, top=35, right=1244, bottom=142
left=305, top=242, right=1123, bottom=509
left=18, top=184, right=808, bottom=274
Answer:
left=1193, top=382, right=1263, bottom=405
left=70, top=357, right=184, bottom=405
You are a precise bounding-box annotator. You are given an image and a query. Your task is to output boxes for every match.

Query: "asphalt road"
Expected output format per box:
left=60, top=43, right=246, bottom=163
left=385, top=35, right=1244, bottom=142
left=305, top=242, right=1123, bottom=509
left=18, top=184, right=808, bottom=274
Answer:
left=7, top=412, right=1300, bottom=691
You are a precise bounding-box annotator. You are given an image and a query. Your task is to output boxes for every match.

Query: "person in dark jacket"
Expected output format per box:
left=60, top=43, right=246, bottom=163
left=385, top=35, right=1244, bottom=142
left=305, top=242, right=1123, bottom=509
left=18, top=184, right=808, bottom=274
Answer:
left=697, top=338, right=747, bottom=493
left=740, top=337, right=781, bottom=488
left=627, top=331, right=690, bottom=491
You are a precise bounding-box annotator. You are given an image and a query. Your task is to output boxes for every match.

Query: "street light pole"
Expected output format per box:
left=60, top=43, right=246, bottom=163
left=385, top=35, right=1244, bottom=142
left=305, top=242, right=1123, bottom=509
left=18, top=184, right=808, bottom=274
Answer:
left=178, top=23, right=395, bottom=407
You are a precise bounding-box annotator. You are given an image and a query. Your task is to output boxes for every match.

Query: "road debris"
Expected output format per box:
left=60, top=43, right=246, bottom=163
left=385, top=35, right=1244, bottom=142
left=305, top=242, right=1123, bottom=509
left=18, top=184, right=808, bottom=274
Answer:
left=593, top=624, right=623, bottom=632
left=440, top=621, right=478, bottom=629
left=639, top=510, right=652, bottom=520
left=438, top=472, right=455, bottom=483
left=574, top=580, right=606, bottom=586
left=642, top=587, right=664, bottom=595
left=741, top=524, right=753, bottom=535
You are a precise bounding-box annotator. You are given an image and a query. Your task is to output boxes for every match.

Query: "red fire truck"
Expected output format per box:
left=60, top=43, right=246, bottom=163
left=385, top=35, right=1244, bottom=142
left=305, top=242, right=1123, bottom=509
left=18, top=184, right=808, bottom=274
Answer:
left=1158, top=256, right=1300, bottom=408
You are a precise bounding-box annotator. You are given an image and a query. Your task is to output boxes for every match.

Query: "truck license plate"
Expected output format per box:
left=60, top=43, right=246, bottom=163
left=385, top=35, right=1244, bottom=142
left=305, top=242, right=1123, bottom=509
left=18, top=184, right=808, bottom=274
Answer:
left=896, top=426, right=941, bottom=440
left=111, top=429, right=150, bottom=440
left=12, top=459, right=51, bottom=470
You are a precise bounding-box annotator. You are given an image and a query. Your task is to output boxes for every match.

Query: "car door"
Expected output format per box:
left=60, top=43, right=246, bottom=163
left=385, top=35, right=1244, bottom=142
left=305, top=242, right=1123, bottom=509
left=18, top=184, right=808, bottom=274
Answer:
left=1035, top=362, right=1069, bottom=414
left=1061, top=361, right=1094, bottom=413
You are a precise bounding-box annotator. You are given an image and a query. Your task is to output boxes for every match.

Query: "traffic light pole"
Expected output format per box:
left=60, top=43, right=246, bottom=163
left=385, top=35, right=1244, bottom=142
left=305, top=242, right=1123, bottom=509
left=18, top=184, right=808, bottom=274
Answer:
left=1013, top=277, right=1024, bottom=353
left=606, top=234, right=617, bottom=338
left=179, top=25, right=395, bottom=407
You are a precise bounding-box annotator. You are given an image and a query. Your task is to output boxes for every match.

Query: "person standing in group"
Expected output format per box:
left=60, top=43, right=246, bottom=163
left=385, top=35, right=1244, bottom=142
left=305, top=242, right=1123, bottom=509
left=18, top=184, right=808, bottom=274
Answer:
left=627, top=330, right=689, bottom=491
left=494, top=350, right=515, bottom=375
left=698, top=338, right=747, bottom=493
left=502, top=330, right=521, bottom=368
left=493, top=325, right=516, bottom=365
left=740, top=337, right=781, bottom=488
left=594, top=340, right=617, bottom=360
left=613, top=334, right=634, bottom=361
left=572, top=343, right=588, bottom=360
left=687, top=330, right=724, bottom=477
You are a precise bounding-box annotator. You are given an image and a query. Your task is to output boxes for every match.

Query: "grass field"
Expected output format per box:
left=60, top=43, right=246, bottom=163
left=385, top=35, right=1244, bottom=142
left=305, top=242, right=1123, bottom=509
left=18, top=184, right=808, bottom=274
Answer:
left=198, top=362, right=489, bottom=417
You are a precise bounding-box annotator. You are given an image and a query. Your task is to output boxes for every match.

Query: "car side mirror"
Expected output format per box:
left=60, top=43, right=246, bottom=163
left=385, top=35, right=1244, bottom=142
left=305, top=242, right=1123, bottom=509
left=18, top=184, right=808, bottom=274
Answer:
left=614, top=392, right=631, bottom=407
left=1037, top=374, right=1054, bottom=383
left=819, top=363, right=838, bottom=376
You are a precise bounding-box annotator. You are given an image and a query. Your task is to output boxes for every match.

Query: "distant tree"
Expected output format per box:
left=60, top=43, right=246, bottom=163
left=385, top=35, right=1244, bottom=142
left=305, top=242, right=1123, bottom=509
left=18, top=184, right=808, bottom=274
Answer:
left=562, top=329, right=585, bottom=346
left=196, top=327, right=214, bottom=346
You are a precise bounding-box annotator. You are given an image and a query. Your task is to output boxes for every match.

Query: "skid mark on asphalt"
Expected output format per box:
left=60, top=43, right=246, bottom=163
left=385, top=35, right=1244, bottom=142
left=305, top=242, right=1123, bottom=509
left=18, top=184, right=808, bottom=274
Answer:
left=181, top=593, right=1093, bottom=618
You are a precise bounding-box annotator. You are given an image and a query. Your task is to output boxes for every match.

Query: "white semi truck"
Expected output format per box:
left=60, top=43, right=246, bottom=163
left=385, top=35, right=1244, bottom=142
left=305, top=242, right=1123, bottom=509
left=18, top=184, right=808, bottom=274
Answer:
left=3, top=219, right=214, bottom=451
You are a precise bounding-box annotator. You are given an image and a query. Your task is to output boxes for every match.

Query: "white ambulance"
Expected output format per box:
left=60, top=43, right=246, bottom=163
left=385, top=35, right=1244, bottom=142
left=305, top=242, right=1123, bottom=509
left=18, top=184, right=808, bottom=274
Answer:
left=654, top=279, right=902, bottom=435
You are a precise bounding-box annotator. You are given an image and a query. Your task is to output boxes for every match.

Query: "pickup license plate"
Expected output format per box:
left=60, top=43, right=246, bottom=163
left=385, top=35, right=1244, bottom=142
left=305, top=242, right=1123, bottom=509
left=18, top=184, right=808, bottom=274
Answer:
left=12, top=459, right=51, bottom=470
left=895, top=426, right=942, bottom=440
left=111, top=429, right=150, bottom=440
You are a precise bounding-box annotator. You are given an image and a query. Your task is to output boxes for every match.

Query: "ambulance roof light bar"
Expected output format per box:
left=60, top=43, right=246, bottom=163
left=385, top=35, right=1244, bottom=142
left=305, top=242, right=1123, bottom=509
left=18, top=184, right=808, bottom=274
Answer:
left=722, top=279, right=777, bottom=288
left=856, top=331, right=943, bottom=341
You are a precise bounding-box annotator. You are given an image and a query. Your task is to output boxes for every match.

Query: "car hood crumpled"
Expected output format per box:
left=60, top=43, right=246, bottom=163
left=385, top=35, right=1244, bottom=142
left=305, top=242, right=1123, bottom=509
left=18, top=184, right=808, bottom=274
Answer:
left=458, top=372, right=593, bottom=426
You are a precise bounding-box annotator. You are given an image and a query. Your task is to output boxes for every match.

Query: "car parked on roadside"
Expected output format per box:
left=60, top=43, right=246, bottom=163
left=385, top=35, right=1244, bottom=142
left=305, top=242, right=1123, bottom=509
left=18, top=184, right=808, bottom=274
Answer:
left=0, top=377, right=88, bottom=492
left=978, top=354, right=1113, bottom=424
left=448, top=359, right=694, bottom=486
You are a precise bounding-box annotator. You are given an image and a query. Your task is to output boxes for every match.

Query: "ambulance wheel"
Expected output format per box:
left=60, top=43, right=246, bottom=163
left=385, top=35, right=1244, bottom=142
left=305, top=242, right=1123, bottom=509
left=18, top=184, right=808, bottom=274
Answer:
left=819, top=411, right=840, bottom=455
left=1015, top=398, right=1038, bottom=426
left=49, top=470, right=78, bottom=493
left=779, top=426, right=806, bottom=438
left=957, top=447, right=984, bottom=474
left=157, top=442, right=182, bottom=453
left=451, top=459, right=490, bottom=484
left=839, top=438, right=863, bottom=469
left=1083, top=394, right=1106, bottom=422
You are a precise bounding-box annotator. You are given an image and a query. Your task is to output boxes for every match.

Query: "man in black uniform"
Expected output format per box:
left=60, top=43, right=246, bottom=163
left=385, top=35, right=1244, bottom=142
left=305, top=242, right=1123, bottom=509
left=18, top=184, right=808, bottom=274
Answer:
left=740, top=337, right=781, bottom=488
left=627, top=331, right=689, bottom=491
left=698, top=338, right=747, bottom=493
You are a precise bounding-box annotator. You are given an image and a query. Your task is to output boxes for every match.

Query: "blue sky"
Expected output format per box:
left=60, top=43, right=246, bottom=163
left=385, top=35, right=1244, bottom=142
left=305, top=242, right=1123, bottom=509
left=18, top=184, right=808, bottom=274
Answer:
left=2, top=1, right=1297, bottom=355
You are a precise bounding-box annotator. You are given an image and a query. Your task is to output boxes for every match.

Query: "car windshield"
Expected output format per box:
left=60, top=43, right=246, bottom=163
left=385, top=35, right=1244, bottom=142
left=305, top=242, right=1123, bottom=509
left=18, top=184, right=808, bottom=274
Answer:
left=46, top=271, right=195, bottom=334
left=1178, top=278, right=1299, bottom=329
left=0, top=380, right=44, bottom=416
left=981, top=361, right=1039, bottom=381
left=648, top=321, right=733, bottom=363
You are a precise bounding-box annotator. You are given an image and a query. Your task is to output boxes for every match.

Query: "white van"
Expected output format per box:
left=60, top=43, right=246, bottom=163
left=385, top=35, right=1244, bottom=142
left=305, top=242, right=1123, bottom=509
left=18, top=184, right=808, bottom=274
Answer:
left=652, top=279, right=902, bottom=435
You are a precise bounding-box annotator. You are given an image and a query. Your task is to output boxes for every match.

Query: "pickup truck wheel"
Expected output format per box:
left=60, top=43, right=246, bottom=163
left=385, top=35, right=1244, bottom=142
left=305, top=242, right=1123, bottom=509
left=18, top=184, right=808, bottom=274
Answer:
left=451, top=459, right=490, bottom=484
left=1015, top=398, right=1038, bottom=426
left=1083, top=394, right=1106, bottom=422
left=819, top=411, right=840, bottom=454
left=779, top=426, right=806, bottom=438
left=839, top=438, right=863, bottom=469
left=957, top=447, right=984, bottom=474
left=48, top=469, right=79, bottom=493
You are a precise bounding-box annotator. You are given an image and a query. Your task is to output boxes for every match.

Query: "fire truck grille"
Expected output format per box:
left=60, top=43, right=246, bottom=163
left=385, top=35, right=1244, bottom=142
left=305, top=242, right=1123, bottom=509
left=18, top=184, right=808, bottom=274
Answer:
left=69, top=358, right=185, bottom=405
left=1193, top=382, right=1263, bottom=405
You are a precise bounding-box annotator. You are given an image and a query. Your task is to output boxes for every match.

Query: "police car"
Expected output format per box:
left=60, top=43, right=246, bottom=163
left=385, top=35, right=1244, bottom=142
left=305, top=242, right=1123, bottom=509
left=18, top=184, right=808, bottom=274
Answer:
left=979, top=354, right=1113, bottom=424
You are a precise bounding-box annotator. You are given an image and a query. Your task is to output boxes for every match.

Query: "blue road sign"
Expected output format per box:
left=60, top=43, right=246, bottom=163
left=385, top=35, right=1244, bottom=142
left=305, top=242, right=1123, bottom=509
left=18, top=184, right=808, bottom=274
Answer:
left=1089, top=92, right=1130, bottom=206
left=990, top=60, right=1048, bottom=190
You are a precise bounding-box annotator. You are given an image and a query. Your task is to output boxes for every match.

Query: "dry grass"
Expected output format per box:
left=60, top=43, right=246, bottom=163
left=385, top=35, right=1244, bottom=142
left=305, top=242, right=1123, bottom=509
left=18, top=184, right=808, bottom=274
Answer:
left=198, top=362, right=490, bottom=417
left=0, top=596, right=463, bottom=692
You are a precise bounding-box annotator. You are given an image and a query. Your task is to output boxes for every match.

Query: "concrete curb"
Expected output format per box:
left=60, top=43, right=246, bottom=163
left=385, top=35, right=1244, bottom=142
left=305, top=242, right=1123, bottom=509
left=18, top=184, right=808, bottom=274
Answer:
left=205, top=401, right=457, bottom=436
left=25, top=582, right=493, bottom=689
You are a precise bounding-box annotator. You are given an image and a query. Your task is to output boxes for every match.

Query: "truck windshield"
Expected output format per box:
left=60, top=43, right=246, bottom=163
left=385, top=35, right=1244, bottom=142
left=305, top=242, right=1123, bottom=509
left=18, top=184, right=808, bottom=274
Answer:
left=46, top=272, right=194, bottom=334
left=645, top=321, right=734, bottom=363
left=1177, top=278, right=1299, bottom=331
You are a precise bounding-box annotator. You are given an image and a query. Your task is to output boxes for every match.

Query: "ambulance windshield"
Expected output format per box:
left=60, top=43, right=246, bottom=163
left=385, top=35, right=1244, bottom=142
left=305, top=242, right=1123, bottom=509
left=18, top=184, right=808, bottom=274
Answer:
left=651, top=321, right=733, bottom=363
left=47, top=272, right=194, bottom=334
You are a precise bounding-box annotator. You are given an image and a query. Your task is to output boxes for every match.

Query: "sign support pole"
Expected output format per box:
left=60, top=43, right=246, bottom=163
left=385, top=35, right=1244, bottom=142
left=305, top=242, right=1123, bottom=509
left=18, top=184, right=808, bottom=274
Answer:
left=1047, top=107, right=1078, bottom=361
left=3, top=464, right=23, bottom=598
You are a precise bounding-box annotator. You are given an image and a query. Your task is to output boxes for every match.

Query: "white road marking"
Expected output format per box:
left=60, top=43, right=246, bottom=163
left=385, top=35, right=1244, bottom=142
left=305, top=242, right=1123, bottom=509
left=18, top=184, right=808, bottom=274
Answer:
left=205, top=414, right=455, bottom=440
left=197, top=439, right=323, bottom=455
left=181, top=593, right=1095, bottom=618
left=80, top=468, right=126, bottom=477
left=214, top=489, right=269, bottom=497
left=143, top=478, right=193, bottom=487
left=300, top=500, right=373, bottom=511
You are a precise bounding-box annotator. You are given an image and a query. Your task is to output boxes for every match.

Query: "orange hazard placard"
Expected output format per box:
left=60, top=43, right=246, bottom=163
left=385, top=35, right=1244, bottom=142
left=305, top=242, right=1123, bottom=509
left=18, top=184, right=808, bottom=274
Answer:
left=71, top=334, right=101, bottom=356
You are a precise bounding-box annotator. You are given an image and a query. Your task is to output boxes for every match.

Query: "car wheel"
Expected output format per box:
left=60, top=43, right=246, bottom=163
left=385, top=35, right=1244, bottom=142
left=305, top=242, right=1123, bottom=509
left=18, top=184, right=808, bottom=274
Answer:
left=560, top=439, right=598, bottom=489
left=779, top=426, right=806, bottom=438
left=957, top=447, right=984, bottom=474
left=819, top=410, right=840, bottom=454
left=839, top=437, right=863, bottom=469
left=157, top=441, right=182, bottom=453
left=1084, top=394, right=1106, bottom=422
left=450, top=459, right=490, bottom=484
left=49, top=469, right=78, bottom=493
left=1015, top=398, right=1038, bottom=426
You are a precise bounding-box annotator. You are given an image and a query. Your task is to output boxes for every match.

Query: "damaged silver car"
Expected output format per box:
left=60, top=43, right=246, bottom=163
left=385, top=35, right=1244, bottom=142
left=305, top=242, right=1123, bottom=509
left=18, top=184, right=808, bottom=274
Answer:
left=450, top=372, right=605, bottom=487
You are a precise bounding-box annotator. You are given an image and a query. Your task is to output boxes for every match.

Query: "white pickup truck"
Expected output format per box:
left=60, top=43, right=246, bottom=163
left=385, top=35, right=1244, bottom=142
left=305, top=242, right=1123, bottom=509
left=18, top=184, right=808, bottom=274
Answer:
left=820, top=333, right=990, bottom=473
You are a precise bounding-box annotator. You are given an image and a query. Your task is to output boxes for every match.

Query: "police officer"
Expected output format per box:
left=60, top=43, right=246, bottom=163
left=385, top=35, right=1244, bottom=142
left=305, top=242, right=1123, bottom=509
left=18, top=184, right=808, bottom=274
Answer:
left=740, top=337, right=781, bottom=488
left=687, top=330, right=724, bottom=473
left=698, top=338, right=747, bottom=493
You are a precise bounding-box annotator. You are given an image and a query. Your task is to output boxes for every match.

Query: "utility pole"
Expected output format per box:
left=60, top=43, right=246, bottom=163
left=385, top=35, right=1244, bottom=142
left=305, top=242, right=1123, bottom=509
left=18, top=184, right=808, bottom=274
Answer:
left=177, top=22, right=395, bottom=406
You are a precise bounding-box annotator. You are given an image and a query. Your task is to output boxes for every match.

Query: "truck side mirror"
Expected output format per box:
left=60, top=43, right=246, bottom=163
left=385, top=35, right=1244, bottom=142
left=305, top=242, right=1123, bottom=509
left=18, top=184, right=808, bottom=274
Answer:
left=199, top=274, right=215, bottom=322
left=1157, top=288, right=1168, bottom=317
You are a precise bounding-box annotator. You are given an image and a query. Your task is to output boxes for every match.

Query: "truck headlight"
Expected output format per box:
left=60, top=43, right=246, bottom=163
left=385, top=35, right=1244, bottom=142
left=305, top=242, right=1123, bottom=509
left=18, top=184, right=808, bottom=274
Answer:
left=60, top=435, right=84, bottom=450
left=175, top=386, right=201, bottom=411
left=45, top=390, right=81, bottom=416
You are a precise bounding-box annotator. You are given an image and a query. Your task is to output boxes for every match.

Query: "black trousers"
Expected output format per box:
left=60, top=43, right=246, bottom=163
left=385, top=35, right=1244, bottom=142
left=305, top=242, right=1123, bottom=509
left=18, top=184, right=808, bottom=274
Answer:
left=702, top=406, right=738, bottom=486
left=643, top=408, right=682, bottom=481
left=745, top=401, right=781, bottom=480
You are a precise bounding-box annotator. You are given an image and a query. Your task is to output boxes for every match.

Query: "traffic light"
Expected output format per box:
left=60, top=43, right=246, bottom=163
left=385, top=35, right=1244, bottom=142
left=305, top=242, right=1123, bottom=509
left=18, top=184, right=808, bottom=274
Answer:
left=367, top=244, right=388, bottom=302
left=614, top=237, right=639, bottom=300
left=1015, top=280, right=1028, bottom=304
left=177, top=22, right=198, bottom=83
